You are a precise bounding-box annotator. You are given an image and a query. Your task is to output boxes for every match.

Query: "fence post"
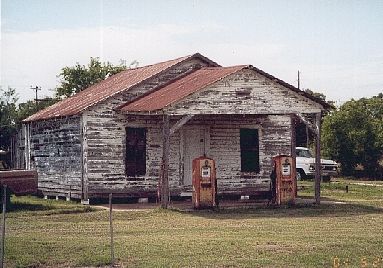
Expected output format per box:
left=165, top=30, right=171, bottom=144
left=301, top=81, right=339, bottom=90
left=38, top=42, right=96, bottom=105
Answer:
left=1, top=185, right=7, bottom=268
left=109, top=193, right=114, bottom=266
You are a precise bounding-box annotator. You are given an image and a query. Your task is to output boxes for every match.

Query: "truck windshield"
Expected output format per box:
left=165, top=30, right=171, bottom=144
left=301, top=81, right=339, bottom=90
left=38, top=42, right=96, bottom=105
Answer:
left=296, top=149, right=313, bottom=158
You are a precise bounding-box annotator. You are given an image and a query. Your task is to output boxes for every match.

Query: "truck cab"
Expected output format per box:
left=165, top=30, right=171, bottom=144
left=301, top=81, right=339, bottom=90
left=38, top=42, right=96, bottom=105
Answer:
left=295, top=147, right=338, bottom=182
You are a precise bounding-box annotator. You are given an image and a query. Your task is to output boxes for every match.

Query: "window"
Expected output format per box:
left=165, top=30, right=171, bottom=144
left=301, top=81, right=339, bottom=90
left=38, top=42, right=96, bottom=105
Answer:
left=126, top=127, right=146, bottom=176
left=296, top=148, right=312, bottom=158
left=240, top=128, right=260, bottom=173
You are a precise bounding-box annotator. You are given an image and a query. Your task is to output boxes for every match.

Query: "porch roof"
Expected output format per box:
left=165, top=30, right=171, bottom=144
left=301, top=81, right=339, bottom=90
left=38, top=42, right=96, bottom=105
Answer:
left=118, top=65, right=247, bottom=113
left=118, top=65, right=331, bottom=114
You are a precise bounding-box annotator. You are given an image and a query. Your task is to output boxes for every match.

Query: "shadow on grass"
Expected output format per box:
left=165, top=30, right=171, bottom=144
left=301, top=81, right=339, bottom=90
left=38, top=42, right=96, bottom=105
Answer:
left=4, top=198, right=96, bottom=215
left=5, top=202, right=53, bottom=212
left=171, top=200, right=383, bottom=220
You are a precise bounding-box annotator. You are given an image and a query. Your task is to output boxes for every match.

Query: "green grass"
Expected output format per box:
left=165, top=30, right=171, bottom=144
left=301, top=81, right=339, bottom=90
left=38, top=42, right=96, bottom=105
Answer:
left=299, top=178, right=383, bottom=207
left=2, top=179, right=383, bottom=267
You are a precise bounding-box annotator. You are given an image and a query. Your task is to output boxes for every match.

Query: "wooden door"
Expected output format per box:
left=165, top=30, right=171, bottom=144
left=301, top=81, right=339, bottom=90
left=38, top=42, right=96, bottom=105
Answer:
left=183, top=127, right=209, bottom=186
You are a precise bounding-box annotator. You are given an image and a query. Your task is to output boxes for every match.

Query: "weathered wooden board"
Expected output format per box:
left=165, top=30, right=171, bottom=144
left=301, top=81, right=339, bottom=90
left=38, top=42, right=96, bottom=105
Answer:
left=28, top=116, right=82, bottom=198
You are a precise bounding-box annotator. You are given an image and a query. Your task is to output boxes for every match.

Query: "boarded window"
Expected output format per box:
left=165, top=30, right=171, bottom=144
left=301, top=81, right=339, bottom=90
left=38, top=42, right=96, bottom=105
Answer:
left=240, top=128, right=260, bottom=173
left=126, top=127, right=146, bottom=176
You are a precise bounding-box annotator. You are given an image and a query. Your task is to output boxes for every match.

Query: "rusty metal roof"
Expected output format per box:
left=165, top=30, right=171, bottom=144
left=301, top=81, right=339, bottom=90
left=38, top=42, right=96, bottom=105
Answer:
left=119, top=66, right=246, bottom=112
left=120, top=64, right=331, bottom=113
left=23, top=53, right=217, bottom=122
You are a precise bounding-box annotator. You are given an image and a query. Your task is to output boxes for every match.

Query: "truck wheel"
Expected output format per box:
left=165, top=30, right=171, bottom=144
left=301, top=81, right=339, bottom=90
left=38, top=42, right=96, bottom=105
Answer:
left=296, top=169, right=305, bottom=180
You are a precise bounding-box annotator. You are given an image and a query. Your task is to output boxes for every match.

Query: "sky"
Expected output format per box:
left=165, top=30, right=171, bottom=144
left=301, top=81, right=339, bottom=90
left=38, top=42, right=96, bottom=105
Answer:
left=1, top=0, right=383, bottom=105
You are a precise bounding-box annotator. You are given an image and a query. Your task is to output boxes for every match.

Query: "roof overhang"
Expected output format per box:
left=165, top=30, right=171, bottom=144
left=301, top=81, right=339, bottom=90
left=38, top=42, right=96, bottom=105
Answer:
left=117, top=65, right=330, bottom=115
left=23, top=53, right=219, bottom=123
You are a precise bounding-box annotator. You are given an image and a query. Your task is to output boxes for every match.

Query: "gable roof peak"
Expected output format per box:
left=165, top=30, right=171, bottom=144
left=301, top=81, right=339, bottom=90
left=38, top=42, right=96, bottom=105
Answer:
left=23, top=53, right=218, bottom=122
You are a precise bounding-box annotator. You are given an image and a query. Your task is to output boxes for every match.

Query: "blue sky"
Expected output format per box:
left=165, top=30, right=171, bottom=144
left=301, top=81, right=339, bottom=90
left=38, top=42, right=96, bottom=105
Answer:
left=1, top=0, right=383, bottom=104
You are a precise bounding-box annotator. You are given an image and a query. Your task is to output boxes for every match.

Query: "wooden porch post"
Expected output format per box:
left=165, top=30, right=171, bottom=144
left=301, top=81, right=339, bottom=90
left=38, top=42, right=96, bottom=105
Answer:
left=314, top=112, right=322, bottom=204
left=290, top=114, right=297, bottom=197
left=290, top=114, right=297, bottom=160
left=161, top=114, right=170, bottom=208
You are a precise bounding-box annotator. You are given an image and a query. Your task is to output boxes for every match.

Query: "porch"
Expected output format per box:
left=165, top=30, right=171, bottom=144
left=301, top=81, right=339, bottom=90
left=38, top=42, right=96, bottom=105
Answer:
left=117, top=112, right=322, bottom=208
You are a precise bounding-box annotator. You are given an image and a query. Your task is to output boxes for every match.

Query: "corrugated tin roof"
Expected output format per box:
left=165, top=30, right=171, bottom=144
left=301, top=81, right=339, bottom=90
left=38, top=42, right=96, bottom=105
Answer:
left=119, top=64, right=331, bottom=113
left=119, top=65, right=246, bottom=112
left=23, top=53, right=217, bottom=122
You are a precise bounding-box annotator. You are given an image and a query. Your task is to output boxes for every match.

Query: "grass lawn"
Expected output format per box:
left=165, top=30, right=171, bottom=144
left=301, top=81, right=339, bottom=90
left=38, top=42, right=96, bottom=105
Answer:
left=3, top=179, right=383, bottom=267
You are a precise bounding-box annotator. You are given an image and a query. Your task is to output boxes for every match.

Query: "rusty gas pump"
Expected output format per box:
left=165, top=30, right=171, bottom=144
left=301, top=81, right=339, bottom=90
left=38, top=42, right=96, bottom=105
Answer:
left=272, top=155, right=296, bottom=205
left=192, top=156, right=217, bottom=209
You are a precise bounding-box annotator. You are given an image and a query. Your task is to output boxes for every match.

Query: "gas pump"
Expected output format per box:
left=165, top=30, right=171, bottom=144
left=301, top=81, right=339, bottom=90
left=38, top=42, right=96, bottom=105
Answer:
left=192, top=156, right=217, bottom=209
left=272, top=155, right=296, bottom=205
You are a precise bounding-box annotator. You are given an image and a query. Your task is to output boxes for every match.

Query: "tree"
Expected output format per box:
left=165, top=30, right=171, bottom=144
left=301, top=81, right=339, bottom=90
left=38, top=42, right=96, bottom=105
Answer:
left=322, top=95, right=383, bottom=178
left=0, top=87, right=58, bottom=151
left=304, top=88, right=335, bottom=108
left=0, top=87, right=19, bottom=150
left=56, top=57, right=127, bottom=98
left=304, top=89, right=326, bottom=101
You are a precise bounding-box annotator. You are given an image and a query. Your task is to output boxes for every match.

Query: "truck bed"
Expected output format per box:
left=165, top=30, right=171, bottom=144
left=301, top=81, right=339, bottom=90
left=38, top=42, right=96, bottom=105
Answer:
left=0, top=170, right=38, bottom=195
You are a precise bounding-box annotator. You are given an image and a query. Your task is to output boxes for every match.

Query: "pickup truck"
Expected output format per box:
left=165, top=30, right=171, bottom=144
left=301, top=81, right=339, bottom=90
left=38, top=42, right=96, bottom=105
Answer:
left=296, top=147, right=338, bottom=182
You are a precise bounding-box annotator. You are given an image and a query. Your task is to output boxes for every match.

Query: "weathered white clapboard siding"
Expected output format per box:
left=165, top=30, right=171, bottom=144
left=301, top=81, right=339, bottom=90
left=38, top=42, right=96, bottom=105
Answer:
left=165, top=68, right=322, bottom=115
left=83, top=59, right=209, bottom=197
left=84, top=90, right=294, bottom=197
left=26, top=58, right=322, bottom=199
left=182, top=115, right=291, bottom=194
left=29, top=116, right=83, bottom=198
left=84, top=115, right=182, bottom=196
left=84, top=113, right=290, bottom=196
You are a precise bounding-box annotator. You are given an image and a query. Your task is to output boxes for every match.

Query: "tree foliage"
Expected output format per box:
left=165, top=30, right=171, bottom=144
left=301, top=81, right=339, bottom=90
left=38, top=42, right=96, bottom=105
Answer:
left=304, top=89, right=327, bottom=101
left=0, top=87, right=58, bottom=151
left=322, top=94, right=383, bottom=177
left=304, top=88, right=335, bottom=109
left=0, top=87, right=19, bottom=150
left=56, top=57, right=127, bottom=98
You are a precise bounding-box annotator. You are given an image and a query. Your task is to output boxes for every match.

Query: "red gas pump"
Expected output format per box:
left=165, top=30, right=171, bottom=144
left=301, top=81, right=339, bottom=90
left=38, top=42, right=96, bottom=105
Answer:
left=272, top=155, right=296, bottom=205
left=192, top=156, right=217, bottom=209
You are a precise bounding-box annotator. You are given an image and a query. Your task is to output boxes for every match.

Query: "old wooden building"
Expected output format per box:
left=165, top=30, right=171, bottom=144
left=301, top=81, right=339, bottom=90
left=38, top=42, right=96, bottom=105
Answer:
left=23, top=53, right=328, bottom=204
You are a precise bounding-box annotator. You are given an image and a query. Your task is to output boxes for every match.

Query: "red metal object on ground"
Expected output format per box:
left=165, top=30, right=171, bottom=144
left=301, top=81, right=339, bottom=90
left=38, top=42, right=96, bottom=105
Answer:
left=272, top=155, right=296, bottom=205
left=0, top=170, right=38, bottom=195
left=192, top=156, right=217, bottom=209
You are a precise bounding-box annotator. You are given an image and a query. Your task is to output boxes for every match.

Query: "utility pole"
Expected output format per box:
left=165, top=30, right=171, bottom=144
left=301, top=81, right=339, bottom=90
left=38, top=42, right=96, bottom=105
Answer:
left=30, top=86, right=41, bottom=105
left=297, top=71, right=300, bottom=89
